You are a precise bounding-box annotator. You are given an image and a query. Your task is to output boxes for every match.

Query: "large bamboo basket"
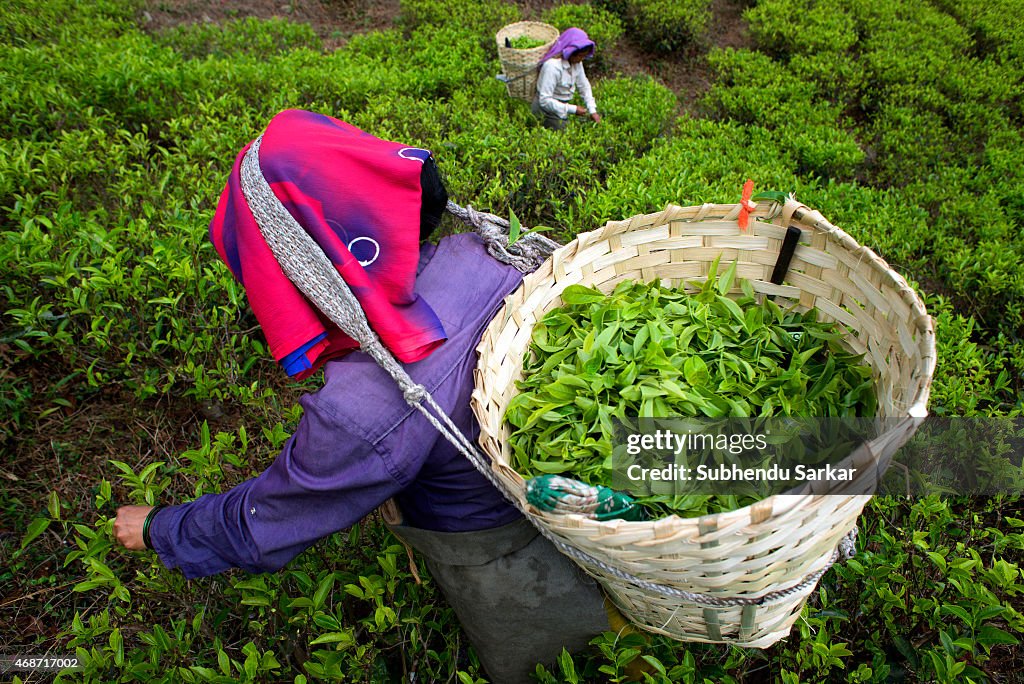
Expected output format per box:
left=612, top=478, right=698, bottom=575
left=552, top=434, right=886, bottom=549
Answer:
left=471, top=199, right=936, bottom=647
left=495, top=21, right=559, bottom=101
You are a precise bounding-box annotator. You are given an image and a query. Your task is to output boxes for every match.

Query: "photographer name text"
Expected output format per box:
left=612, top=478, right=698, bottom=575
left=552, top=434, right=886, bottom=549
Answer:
left=625, top=462, right=855, bottom=483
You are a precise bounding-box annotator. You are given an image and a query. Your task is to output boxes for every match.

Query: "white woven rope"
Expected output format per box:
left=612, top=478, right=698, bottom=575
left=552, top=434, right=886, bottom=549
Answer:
left=237, top=134, right=856, bottom=609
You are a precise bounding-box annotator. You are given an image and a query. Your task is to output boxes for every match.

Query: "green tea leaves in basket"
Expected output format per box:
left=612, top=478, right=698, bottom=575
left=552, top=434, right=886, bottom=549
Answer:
left=508, top=35, right=548, bottom=50
left=505, top=263, right=878, bottom=518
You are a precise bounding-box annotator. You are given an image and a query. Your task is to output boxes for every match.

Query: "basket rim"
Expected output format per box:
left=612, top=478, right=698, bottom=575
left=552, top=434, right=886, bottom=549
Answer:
left=473, top=199, right=937, bottom=533
left=496, top=20, right=560, bottom=38
left=495, top=21, right=560, bottom=60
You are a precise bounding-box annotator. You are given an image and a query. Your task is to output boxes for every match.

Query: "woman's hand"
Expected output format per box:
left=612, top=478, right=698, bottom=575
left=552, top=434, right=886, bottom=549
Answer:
left=114, top=505, right=153, bottom=550
left=574, top=106, right=600, bottom=123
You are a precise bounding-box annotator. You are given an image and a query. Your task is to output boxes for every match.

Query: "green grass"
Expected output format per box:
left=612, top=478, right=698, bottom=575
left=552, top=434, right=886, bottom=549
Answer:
left=1, top=0, right=1021, bottom=682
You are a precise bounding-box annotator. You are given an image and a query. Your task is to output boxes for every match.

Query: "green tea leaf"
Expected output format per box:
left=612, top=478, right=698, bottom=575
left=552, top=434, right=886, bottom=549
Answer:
left=508, top=209, right=522, bottom=245
left=977, top=626, right=1019, bottom=648
left=717, top=259, right=738, bottom=295
left=752, top=190, right=789, bottom=204
left=683, top=355, right=709, bottom=386
left=561, top=285, right=607, bottom=305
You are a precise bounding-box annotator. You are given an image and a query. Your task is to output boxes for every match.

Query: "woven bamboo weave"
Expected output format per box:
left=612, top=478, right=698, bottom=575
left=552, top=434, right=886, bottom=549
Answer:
left=495, top=21, right=559, bottom=101
left=471, top=200, right=936, bottom=646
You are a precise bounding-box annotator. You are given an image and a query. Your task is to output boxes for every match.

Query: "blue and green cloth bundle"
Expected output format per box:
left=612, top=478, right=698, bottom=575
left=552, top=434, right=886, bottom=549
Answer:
left=525, top=475, right=646, bottom=521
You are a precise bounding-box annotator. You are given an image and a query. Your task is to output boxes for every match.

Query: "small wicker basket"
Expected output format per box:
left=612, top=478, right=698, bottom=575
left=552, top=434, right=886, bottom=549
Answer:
left=471, top=199, right=936, bottom=647
left=495, top=21, right=560, bottom=102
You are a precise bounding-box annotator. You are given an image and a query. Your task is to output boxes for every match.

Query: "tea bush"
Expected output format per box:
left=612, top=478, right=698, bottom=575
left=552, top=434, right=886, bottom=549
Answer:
left=154, top=17, right=321, bottom=59
left=582, top=116, right=802, bottom=223
left=932, top=0, right=1024, bottom=64
left=399, top=0, right=518, bottom=34
left=703, top=49, right=865, bottom=181
left=596, top=0, right=711, bottom=53
left=745, top=0, right=858, bottom=59
left=2, top=0, right=1022, bottom=682
left=0, top=0, right=134, bottom=45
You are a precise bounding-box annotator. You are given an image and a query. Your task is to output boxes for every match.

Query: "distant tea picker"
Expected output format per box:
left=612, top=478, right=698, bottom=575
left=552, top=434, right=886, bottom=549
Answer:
left=496, top=23, right=601, bottom=130
left=532, top=28, right=601, bottom=130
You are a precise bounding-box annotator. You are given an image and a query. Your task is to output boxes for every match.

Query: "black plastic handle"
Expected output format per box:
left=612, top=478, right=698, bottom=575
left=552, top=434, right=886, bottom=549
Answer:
left=771, top=225, right=803, bottom=286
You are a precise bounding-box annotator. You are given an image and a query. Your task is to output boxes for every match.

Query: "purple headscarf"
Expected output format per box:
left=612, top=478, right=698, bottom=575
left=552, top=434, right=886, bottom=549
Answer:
left=539, top=27, right=596, bottom=64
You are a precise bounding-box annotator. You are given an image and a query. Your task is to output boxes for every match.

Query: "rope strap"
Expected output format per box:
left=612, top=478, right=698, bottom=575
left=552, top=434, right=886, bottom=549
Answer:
left=548, top=527, right=857, bottom=608
left=238, top=135, right=858, bottom=609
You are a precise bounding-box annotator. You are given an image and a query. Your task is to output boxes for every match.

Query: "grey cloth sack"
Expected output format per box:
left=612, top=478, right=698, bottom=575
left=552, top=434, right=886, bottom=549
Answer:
left=388, top=518, right=609, bottom=684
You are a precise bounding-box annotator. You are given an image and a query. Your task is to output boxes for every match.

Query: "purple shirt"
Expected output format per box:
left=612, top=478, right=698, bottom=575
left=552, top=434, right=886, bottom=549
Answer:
left=150, top=234, right=525, bottom=578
